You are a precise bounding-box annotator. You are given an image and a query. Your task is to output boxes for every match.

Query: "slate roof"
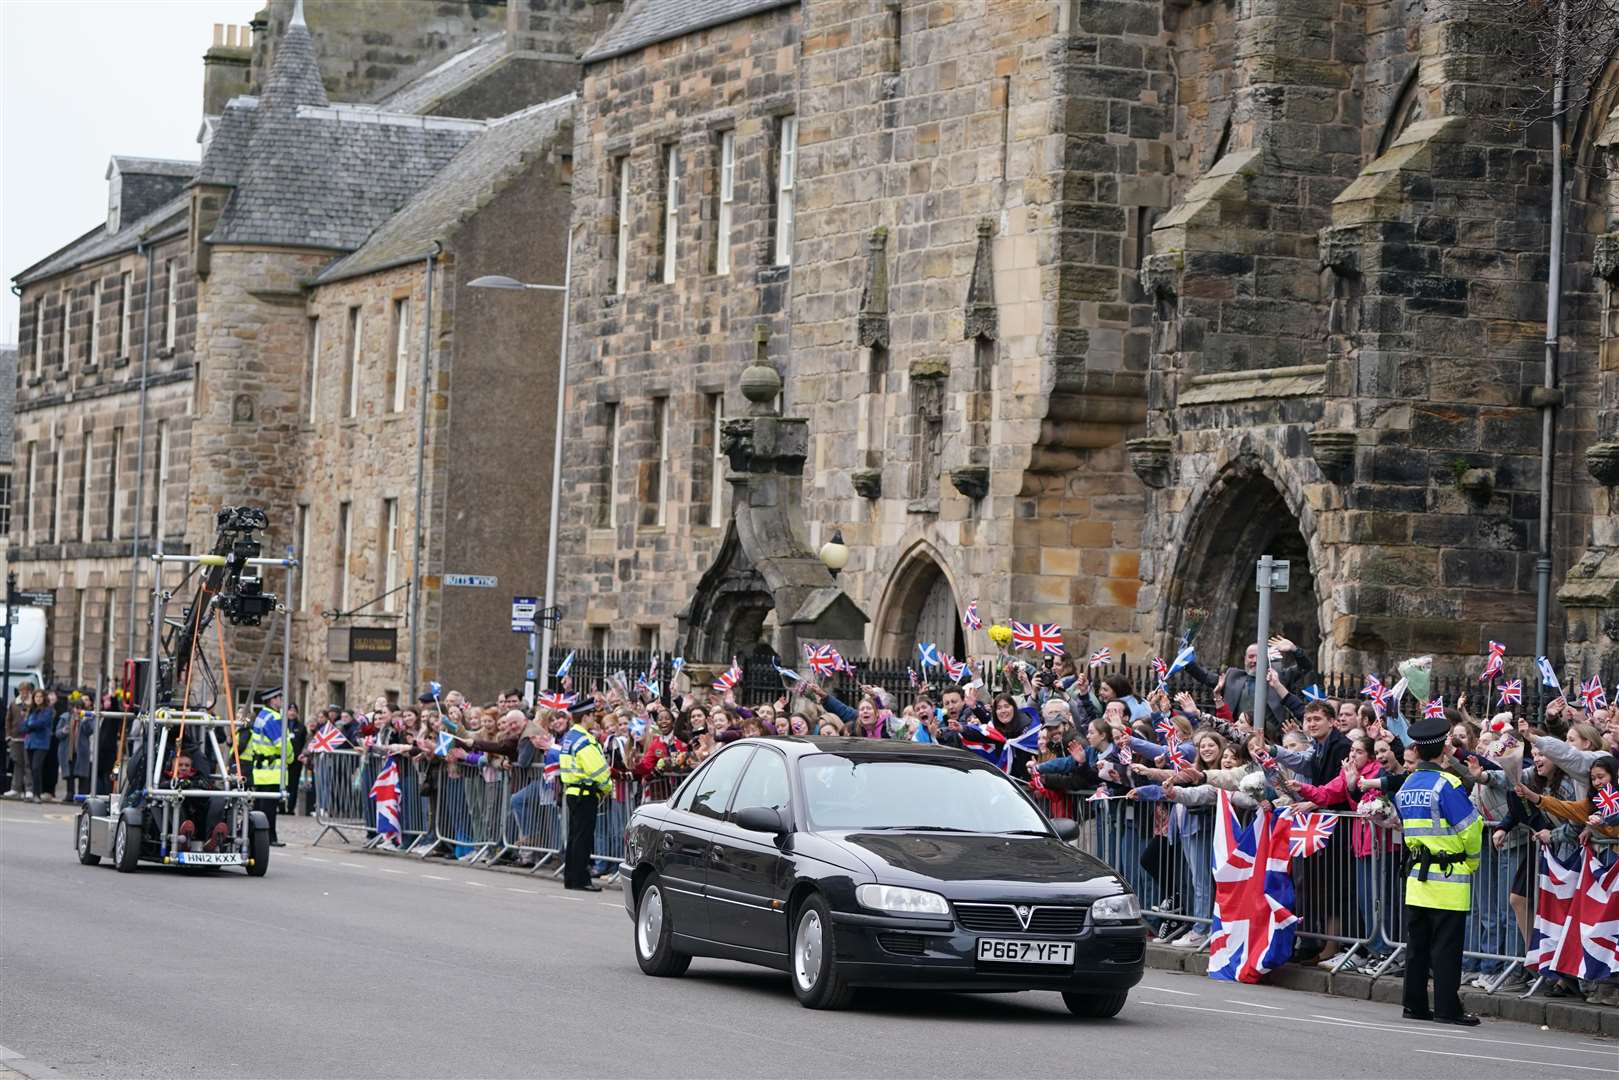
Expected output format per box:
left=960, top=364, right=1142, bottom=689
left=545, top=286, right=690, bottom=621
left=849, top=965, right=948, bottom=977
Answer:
left=582, top=0, right=798, bottom=63
left=376, top=32, right=508, bottom=115
left=13, top=195, right=190, bottom=287
left=315, top=94, right=575, bottom=284
left=193, top=7, right=483, bottom=252
left=107, top=156, right=196, bottom=178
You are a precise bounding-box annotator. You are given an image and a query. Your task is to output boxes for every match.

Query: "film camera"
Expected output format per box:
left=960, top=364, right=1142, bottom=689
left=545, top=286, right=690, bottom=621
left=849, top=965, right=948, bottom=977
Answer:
left=215, top=506, right=277, bottom=626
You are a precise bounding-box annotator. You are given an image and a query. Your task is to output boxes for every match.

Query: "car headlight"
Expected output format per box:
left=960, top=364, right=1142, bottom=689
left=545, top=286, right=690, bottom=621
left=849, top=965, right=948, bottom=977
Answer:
left=1089, top=893, right=1142, bottom=923
left=856, top=883, right=951, bottom=917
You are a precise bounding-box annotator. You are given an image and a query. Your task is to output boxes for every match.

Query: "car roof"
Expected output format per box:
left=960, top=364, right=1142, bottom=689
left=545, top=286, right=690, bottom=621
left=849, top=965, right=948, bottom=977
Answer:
left=733, top=735, right=977, bottom=760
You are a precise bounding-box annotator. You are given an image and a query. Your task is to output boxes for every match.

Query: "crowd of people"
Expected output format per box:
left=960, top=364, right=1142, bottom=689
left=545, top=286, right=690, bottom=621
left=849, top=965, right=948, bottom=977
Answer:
left=2, top=682, right=106, bottom=803
left=8, top=640, right=1618, bottom=1008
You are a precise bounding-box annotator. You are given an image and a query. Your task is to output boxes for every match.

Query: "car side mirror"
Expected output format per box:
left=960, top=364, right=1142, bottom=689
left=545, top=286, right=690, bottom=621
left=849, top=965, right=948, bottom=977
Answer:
left=733, top=805, right=789, bottom=834
left=1050, top=817, right=1080, bottom=842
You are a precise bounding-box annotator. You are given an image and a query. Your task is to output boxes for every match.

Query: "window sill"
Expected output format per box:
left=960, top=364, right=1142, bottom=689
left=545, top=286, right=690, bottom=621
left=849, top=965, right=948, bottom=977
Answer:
left=158, top=348, right=175, bottom=360
left=756, top=265, right=791, bottom=286
left=112, top=355, right=131, bottom=369
left=906, top=498, right=940, bottom=515
left=25, top=374, right=43, bottom=388
left=601, top=294, right=624, bottom=310
left=82, top=362, right=100, bottom=377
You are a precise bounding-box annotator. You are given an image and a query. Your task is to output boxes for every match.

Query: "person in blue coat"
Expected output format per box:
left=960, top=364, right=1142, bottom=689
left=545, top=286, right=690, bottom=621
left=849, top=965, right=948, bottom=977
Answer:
left=22, top=690, right=55, bottom=803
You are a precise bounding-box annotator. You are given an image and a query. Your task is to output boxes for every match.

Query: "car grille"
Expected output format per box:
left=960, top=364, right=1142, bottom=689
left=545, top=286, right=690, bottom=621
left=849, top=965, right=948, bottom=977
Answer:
left=953, top=902, right=1087, bottom=935
left=876, top=932, right=927, bottom=957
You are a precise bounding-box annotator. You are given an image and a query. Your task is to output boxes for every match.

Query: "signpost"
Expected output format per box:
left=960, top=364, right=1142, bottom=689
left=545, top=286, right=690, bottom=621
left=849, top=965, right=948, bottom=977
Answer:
left=348, top=627, right=399, bottom=663
left=1253, top=555, right=1291, bottom=736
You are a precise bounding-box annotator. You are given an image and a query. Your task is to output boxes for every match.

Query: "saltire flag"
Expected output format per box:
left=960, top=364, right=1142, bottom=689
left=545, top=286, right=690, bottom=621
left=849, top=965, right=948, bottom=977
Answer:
left=434, top=730, right=456, bottom=758
left=1527, top=844, right=1619, bottom=982
left=1479, top=641, right=1506, bottom=683
left=1594, top=784, right=1619, bottom=818
left=1165, top=644, right=1197, bottom=681
left=1498, top=678, right=1523, bottom=707
left=1088, top=648, right=1112, bottom=668
left=629, top=716, right=648, bottom=739
left=1208, top=789, right=1298, bottom=984
left=956, top=723, right=1007, bottom=766
left=551, top=650, right=574, bottom=682
left=999, top=724, right=1045, bottom=772
left=1010, top=621, right=1066, bottom=655
left=772, top=660, right=804, bottom=684
left=671, top=656, right=685, bottom=680
left=962, top=600, right=982, bottom=631
left=917, top=642, right=942, bottom=669
left=1286, top=813, right=1338, bottom=859
left=1536, top=656, right=1562, bottom=693
left=1579, top=676, right=1608, bottom=712
left=370, top=757, right=402, bottom=847
left=308, top=723, right=347, bottom=753
left=942, top=656, right=970, bottom=683
left=253, top=707, right=284, bottom=742
left=1423, top=697, right=1446, bottom=720
left=537, top=691, right=577, bottom=712
left=1154, top=715, right=1178, bottom=741
left=804, top=643, right=840, bottom=677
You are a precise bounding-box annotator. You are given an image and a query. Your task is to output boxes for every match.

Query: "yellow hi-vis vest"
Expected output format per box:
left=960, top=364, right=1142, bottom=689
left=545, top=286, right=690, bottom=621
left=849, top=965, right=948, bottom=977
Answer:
left=1396, top=764, right=1483, bottom=911
left=242, top=709, right=293, bottom=787
left=558, top=723, right=611, bottom=798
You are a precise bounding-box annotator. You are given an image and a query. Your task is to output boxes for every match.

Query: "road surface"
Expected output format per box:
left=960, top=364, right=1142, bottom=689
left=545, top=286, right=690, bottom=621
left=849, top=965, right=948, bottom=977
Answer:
left=1, top=800, right=1610, bottom=1079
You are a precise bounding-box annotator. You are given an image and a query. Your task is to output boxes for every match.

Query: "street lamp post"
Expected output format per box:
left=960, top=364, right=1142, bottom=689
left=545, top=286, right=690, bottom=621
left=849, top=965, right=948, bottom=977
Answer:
left=466, top=231, right=575, bottom=703
left=818, top=529, right=849, bottom=577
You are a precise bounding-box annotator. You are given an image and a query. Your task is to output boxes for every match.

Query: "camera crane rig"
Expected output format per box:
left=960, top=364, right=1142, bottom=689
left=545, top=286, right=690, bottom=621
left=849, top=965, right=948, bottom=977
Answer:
left=74, top=506, right=300, bottom=876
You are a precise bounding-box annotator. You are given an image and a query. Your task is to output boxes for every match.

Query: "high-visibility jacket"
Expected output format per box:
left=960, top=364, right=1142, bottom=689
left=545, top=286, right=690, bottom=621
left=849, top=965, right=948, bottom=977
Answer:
left=242, top=709, right=294, bottom=787
left=1396, top=763, right=1483, bottom=910
left=559, top=724, right=611, bottom=799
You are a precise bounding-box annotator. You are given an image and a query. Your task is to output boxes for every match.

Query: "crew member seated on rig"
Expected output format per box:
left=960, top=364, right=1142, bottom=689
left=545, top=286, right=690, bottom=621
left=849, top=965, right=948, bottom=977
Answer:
left=167, top=750, right=231, bottom=852
left=1395, top=713, right=1484, bottom=1026
left=239, top=688, right=292, bottom=847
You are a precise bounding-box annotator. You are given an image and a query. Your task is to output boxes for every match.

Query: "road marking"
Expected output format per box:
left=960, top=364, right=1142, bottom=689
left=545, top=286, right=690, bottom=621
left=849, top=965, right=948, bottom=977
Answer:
left=422, top=874, right=449, bottom=880
left=377, top=867, right=406, bottom=875
left=1411, top=1048, right=1618, bottom=1074
left=504, top=887, right=537, bottom=894
left=302, top=856, right=330, bottom=863
left=1228, top=1000, right=1283, bottom=1010
left=340, top=861, right=366, bottom=869
left=0, top=1043, right=21, bottom=1059
left=1150, top=1000, right=1608, bottom=1057
left=547, top=894, right=585, bottom=902
left=462, top=880, right=488, bottom=888
left=0, top=816, right=50, bottom=826
left=598, top=901, right=620, bottom=908
left=1138, top=985, right=1199, bottom=996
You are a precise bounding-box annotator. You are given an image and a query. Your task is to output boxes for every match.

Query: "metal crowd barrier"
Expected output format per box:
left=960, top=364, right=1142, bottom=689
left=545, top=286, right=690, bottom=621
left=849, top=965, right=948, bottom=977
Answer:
left=499, top=763, right=564, bottom=869
left=311, top=749, right=370, bottom=846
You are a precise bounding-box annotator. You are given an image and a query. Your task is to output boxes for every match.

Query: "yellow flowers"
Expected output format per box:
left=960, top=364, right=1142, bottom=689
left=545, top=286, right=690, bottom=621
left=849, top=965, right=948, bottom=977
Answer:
left=987, top=624, right=1013, bottom=649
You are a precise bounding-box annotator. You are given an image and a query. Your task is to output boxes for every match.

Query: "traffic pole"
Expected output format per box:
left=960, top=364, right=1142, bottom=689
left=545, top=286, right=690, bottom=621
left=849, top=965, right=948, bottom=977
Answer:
left=3, top=572, right=14, bottom=782
left=1254, top=555, right=1273, bottom=737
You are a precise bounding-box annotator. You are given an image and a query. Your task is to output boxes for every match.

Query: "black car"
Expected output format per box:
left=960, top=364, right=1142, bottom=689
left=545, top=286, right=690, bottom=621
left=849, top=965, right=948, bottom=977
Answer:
left=622, top=737, right=1146, bottom=1014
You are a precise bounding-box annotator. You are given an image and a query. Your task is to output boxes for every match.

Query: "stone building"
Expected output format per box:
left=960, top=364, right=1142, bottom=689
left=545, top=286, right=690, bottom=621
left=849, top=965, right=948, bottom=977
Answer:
left=556, top=0, right=1618, bottom=680
left=11, top=1, right=607, bottom=707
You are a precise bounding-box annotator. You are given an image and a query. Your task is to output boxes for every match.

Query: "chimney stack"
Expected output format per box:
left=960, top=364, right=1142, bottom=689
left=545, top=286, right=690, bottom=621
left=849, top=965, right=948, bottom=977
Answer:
left=203, top=23, right=254, bottom=116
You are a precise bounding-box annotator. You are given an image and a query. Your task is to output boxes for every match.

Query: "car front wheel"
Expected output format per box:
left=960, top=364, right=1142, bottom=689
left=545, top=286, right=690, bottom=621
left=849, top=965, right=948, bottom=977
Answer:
left=790, top=894, right=853, bottom=1010
left=77, top=810, right=101, bottom=866
left=1062, top=990, right=1128, bottom=1018
left=113, top=816, right=140, bottom=873
left=634, top=876, right=690, bottom=977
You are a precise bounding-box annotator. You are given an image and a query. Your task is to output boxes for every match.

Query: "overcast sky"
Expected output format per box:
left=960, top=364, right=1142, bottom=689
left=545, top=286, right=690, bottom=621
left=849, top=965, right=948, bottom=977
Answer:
left=2, top=0, right=263, bottom=345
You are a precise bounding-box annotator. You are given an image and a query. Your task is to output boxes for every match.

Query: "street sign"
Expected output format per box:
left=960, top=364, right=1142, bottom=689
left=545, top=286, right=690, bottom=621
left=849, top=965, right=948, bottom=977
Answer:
left=348, top=627, right=399, bottom=663
left=512, top=595, right=538, bottom=633
left=444, top=574, right=498, bottom=588
left=1255, top=559, right=1290, bottom=592
left=16, top=591, right=54, bottom=607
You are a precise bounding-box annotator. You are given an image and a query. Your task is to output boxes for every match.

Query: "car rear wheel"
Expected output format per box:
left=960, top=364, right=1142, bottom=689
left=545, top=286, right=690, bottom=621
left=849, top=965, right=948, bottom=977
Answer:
left=1062, top=991, right=1128, bottom=1018
left=77, top=810, right=101, bottom=866
left=791, top=894, right=853, bottom=1010
left=113, top=816, right=140, bottom=873
left=634, top=877, right=690, bottom=977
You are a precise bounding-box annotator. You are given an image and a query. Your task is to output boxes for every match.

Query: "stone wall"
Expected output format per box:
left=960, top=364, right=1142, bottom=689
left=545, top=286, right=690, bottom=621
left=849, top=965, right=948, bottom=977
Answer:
left=556, top=3, right=802, bottom=651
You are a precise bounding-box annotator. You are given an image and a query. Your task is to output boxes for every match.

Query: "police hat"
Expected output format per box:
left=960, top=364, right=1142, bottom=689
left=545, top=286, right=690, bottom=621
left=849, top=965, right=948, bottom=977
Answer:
left=568, top=698, right=600, bottom=717
left=1407, top=715, right=1449, bottom=747
left=256, top=687, right=283, bottom=704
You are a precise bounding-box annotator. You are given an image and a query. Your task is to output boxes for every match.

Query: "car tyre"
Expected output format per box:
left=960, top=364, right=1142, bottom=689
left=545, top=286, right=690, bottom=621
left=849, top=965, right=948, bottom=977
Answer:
left=113, top=815, right=140, bottom=873
left=1062, top=991, right=1128, bottom=1018
left=77, top=809, right=101, bottom=866
left=246, top=822, right=270, bottom=877
left=790, top=894, right=853, bottom=1010
left=633, top=876, right=691, bottom=977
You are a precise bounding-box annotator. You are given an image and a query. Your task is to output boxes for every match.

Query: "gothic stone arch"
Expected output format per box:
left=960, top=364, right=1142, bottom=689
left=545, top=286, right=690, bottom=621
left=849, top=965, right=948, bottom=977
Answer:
left=871, top=541, right=966, bottom=660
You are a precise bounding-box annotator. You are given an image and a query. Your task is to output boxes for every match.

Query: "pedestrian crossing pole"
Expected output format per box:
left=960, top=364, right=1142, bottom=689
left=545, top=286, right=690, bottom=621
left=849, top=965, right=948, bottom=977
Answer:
left=1254, top=555, right=1290, bottom=735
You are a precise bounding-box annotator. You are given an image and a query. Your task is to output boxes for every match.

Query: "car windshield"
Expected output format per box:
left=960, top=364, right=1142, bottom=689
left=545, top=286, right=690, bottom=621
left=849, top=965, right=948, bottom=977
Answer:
left=797, top=753, right=1051, bottom=834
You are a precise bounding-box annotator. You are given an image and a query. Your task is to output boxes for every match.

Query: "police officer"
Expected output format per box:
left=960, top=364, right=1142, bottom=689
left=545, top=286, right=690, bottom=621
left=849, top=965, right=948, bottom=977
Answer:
left=559, top=701, right=612, bottom=892
left=240, top=688, right=293, bottom=847
left=1395, top=713, right=1483, bottom=1025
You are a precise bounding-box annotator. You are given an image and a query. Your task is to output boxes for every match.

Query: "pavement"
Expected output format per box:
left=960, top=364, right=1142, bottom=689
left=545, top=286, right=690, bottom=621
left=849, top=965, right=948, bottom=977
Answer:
left=2, top=798, right=1613, bottom=1080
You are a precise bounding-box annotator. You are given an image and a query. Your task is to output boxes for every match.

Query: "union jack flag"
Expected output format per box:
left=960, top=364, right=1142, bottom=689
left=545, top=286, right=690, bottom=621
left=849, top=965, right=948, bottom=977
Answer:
left=1596, top=785, right=1619, bottom=818
left=1010, top=621, right=1066, bottom=655
left=1152, top=656, right=1169, bottom=685
left=1580, top=676, right=1608, bottom=712
left=804, top=643, right=840, bottom=677
left=1208, top=789, right=1298, bottom=984
left=962, top=600, right=982, bottom=631
left=1423, top=697, right=1447, bottom=720
left=1167, top=743, right=1191, bottom=771
left=942, top=656, right=969, bottom=682
left=308, top=723, right=347, bottom=753
left=907, top=666, right=920, bottom=689
left=537, top=691, right=577, bottom=712
left=370, top=757, right=401, bottom=847
left=1527, top=844, right=1619, bottom=982
left=1154, top=715, right=1178, bottom=741
left=1498, top=678, right=1523, bottom=707
left=712, top=660, right=742, bottom=692
left=1088, top=647, right=1112, bottom=668
left=1361, top=674, right=1384, bottom=700
left=1116, top=741, right=1133, bottom=769
left=1089, top=787, right=1110, bottom=802
left=1286, top=812, right=1338, bottom=859
left=1253, top=746, right=1277, bottom=772
left=1479, top=641, right=1506, bottom=683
